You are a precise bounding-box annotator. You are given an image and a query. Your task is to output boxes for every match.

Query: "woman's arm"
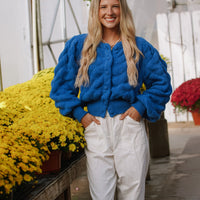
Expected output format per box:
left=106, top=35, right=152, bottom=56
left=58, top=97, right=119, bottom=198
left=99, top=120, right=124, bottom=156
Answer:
left=50, top=35, right=88, bottom=122
left=132, top=39, right=172, bottom=122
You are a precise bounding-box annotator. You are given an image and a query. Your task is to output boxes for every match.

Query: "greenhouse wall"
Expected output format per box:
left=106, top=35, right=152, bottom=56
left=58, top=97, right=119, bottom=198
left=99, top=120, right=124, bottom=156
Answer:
left=0, top=0, right=33, bottom=89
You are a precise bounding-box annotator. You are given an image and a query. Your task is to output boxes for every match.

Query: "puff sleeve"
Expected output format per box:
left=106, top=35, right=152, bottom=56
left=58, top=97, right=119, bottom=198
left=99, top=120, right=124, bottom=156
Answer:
left=132, top=39, right=172, bottom=122
left=50, top=35, right=88, bottom=122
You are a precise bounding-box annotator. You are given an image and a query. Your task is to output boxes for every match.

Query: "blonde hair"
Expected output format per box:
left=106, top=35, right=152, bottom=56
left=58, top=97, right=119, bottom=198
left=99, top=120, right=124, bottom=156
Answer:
left=75, top=0, right=142, bottom=88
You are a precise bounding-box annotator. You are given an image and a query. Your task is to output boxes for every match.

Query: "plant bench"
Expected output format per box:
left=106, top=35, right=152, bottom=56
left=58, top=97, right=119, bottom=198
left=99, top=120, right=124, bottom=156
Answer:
left=8, top=153, right=86, bottom=200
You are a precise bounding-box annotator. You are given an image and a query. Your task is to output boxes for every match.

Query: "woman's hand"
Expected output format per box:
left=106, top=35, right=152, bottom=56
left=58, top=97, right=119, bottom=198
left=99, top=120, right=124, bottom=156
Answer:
left=120, top=107, right=141, bottom=122
left=81, top=113, right=101, bottom=128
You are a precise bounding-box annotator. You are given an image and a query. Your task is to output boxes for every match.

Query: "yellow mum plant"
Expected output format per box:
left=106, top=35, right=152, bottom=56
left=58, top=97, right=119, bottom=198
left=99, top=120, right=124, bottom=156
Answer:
left=0, top=67, right=86, bottom=197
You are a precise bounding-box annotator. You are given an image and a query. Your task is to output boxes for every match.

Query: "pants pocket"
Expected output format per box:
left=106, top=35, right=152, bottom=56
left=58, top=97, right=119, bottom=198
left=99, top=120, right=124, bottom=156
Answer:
left=84, top=117, right=109, bottom=153
left=84, top=122, right=98, bottom=153
left=118, top=117, right=146, bottom=151
left=126, top=115, right=141, bottom=124
left=85, top=121, right=95, bottom=131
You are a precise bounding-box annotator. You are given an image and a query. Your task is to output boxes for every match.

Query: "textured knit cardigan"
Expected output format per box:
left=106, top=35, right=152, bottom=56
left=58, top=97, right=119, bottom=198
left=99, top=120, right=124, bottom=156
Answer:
left=50, top=34, right=172, bottom=122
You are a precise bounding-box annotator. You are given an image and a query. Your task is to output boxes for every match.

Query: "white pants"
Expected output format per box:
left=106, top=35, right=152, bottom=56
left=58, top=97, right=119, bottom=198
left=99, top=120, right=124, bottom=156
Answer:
left=84, top=113, right=150, bottom=200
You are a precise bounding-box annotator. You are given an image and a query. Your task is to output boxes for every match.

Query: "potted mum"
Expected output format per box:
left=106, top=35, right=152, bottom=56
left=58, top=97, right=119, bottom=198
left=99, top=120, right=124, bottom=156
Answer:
left=0, top=67, right=86, bottom=197
left=171, top=77, right=200, bottom=125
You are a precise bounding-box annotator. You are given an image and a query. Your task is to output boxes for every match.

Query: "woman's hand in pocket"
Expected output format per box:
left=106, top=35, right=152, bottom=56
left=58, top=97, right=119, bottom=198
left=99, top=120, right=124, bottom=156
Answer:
left=81, top=113, right=101, bottom=128
left=120, top=106, right=141, bottom=122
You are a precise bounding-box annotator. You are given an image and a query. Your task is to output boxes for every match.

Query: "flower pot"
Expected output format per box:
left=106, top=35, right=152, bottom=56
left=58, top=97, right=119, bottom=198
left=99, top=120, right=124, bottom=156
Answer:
left=191, top=111, right=200, bottom=125
left=61, top=151, right=72, bottom=168
left=62, top=151, right=72, bottom=161
left=41, top=150, right=62, bottom=174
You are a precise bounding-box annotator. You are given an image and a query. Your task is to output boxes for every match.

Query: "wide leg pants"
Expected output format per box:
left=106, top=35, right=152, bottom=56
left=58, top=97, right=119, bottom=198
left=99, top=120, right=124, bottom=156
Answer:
left=84, top=113, right=150, bottom=200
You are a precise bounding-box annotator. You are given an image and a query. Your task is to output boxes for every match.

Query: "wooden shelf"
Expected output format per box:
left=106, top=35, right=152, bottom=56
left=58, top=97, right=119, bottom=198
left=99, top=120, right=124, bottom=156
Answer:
left=27, top=154, right=86, bottom=200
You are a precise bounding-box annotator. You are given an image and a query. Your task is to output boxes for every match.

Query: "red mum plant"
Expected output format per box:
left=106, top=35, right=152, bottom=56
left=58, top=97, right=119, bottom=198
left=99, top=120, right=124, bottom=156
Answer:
left=171, top=78, right=200, bottom=113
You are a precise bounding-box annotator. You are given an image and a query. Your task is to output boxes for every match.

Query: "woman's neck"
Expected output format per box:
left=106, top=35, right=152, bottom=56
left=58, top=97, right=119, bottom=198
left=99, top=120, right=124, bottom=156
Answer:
left=102, top=28, right=121, bottom=45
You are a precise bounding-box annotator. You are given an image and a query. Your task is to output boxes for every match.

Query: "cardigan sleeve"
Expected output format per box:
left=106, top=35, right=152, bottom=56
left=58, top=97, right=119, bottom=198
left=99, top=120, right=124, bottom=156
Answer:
left=132, top=40, right=172, bottom=122
left=50, top=36, right=87, bottom=122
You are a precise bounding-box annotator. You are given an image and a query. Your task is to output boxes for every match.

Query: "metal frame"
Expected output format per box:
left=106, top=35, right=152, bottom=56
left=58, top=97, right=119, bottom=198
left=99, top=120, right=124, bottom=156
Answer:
left=0, top=59, right=3, bottom=91
left=33, top=0, right=82, bottom=72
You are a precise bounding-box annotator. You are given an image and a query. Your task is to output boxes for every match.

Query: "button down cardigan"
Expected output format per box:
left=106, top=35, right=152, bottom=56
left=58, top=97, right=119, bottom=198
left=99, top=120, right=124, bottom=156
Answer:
left=50, top=34, right=172, bottom=122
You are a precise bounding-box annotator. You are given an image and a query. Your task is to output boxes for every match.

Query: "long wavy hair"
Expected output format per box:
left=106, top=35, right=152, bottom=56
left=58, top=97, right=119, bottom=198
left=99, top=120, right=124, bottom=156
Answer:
left=75, top=0, right=142, bottom=88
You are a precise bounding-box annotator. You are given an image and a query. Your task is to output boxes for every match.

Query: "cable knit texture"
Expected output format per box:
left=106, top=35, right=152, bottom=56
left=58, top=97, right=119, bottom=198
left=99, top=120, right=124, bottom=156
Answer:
left=50, top=34, right=172, bottom=122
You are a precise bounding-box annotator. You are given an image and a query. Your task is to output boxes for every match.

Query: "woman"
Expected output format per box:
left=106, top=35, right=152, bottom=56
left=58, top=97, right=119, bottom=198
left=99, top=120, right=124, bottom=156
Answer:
left=50, top=0, right=172, bottom=199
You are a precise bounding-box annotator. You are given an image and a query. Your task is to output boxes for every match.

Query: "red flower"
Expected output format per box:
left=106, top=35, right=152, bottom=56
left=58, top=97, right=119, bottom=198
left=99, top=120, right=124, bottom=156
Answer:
left=171, top=78, right=200, bottom=112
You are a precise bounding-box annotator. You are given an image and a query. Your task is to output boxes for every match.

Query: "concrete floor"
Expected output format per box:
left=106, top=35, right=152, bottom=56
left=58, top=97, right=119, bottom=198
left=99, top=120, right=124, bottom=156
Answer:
left=70, top=122, right=200, bottom=200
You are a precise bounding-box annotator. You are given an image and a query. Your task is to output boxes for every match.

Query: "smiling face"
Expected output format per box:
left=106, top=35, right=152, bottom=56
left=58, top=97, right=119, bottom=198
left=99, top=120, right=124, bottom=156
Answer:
left=99, top=0, right=121, bottom=32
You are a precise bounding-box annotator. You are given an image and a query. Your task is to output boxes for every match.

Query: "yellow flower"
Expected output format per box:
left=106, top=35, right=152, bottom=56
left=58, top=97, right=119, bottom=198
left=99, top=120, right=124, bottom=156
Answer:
left=59, top=135, right=66, bottom=143
left=74, top=135, right=80, bottom=143
left=67, top=132, right=74, bottom=140
left=21, top=155, right=29, bottom=163
left=0, top=101, right=6, bottom=108
left=80, top=143, right=85, bottom=148
left=18, top=162, right=29, bottom=172
left=61, top=142, right=67, bottom=147
left=69, top=144, right=76, bottom=152
left=16, top=174, right=23, bottom=185
left=0, top=179, right=4, bottom=187
left=24, top=174, right=33, bottom=182
left=24, top=105, right=32, bottom=111
left=50, top=142, right=58, bottom=150
left=4, top=183, right=12, bottom=194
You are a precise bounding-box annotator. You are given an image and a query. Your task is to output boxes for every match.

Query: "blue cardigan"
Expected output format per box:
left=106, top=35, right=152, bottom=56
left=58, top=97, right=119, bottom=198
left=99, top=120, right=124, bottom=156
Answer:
left=50, top=34, right=172, bottom=122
